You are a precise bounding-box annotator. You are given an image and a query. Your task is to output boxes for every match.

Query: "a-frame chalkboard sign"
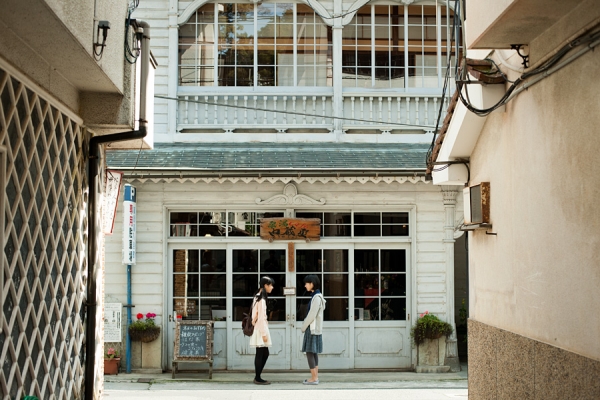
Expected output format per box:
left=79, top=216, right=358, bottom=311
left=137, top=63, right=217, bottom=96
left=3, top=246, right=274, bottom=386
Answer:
left=172, top=319, right=214, bottom=379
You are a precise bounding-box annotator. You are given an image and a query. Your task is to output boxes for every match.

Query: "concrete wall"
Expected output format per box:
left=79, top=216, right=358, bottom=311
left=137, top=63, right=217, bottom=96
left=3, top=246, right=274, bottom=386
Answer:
left=467, top=25, right=600, bottom=362
left=468, top=319, right=600, bottom=399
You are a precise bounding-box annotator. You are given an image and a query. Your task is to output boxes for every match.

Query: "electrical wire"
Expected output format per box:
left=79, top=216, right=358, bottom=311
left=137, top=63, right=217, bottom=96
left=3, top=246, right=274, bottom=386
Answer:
left=456, top=26, right=600, bottom=117
left=155, top=94, right=436, bottom=129
left=426, top=0, right=460, bottom=168
left=125, top=0, right=141, bottom=64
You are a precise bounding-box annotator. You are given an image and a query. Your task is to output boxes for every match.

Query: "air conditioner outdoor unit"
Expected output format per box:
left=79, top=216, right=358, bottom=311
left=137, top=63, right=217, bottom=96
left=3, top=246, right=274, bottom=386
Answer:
left=463, top=182, right=490, bottom=226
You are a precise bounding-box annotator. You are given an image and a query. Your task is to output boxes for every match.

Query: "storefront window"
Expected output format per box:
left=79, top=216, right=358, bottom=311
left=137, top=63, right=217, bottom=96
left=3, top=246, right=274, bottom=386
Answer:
left=296, top=249, right=349, bottom=321
left=354, top=249, right=406, bottom=320
left=173, top=249, right=227, bottom=320
left=232, top=249, right=286, bottom=321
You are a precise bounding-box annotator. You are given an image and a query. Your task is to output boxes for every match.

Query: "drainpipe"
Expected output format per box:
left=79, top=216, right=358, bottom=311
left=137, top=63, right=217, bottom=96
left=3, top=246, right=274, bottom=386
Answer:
left=85, top=20, right=151, bottom=400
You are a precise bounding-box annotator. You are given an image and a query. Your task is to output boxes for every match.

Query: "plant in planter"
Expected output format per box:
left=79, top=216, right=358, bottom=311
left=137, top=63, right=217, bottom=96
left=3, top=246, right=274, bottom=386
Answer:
left=129, top=312, right=161, bottom=343
left=410, top=311, right=453, bottom=346
left=104, top=347, right=120, bottom=375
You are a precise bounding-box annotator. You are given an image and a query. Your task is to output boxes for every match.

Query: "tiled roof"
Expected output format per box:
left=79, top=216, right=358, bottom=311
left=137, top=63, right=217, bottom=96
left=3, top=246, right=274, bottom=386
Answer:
left=107, top=142, right=428, bottom=173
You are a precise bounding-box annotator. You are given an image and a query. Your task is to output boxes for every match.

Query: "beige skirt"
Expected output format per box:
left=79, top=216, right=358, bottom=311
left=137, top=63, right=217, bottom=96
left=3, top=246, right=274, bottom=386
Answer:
left=249, top=327, right=272, bottom=348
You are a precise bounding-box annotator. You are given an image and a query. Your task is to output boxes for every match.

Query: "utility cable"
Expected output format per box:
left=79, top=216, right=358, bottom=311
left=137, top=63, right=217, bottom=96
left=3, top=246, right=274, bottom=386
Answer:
left=456, top=26, right=600, bottom=117
left=426, top=0, right=460, bottom=168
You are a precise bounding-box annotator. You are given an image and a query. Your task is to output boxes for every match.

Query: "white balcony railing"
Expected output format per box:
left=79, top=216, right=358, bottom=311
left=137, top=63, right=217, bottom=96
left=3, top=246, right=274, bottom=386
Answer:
left=341, top=93, right=444, bottom=133
left=177, top=91, right=447, bottom=133
left=178, top=93, right=334, bottom=132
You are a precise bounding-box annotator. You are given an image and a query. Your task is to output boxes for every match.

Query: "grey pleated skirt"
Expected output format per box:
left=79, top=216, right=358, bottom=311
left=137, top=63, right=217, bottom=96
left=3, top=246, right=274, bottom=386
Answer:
left=301, top=326, right=323, bottom=354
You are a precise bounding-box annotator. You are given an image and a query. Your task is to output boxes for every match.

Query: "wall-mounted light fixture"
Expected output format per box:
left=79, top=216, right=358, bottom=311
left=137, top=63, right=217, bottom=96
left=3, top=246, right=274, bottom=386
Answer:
left=93, top=20, right=111, bottom=61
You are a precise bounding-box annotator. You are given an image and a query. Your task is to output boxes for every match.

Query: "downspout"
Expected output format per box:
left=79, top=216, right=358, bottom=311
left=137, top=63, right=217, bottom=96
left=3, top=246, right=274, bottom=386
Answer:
left=84, top=20, right=151, bottom=400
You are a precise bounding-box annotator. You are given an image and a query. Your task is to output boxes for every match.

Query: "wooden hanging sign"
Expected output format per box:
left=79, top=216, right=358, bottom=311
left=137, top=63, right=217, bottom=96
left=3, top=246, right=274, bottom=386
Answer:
left=260, top=218, right=320, bottom=242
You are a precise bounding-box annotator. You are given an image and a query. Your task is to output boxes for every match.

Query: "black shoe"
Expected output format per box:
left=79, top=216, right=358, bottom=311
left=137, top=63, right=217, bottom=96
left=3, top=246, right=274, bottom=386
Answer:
left=254, top=378, right=271, bottom=385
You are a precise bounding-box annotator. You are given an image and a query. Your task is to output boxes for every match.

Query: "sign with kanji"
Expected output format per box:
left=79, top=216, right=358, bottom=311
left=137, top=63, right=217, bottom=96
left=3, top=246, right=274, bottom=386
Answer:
left=260, top=218, right=320, bottom=242
left=103, top=170, right=123, bottom=234
left=122, top=184, right=137, bottom=265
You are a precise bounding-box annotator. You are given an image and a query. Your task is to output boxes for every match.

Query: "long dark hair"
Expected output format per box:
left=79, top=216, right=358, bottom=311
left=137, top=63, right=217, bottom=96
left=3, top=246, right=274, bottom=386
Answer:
left=254, top=276, right=274, bottom=300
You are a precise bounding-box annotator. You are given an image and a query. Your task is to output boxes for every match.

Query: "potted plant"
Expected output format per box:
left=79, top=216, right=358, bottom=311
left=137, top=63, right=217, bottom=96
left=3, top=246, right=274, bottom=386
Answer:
left=411, top=311, right=454, bottom=372
left=104, top=347, right=120, bottom=375
left=410, top=311, right=453, bottom=345
left=129, top=312, right=161, bottom=343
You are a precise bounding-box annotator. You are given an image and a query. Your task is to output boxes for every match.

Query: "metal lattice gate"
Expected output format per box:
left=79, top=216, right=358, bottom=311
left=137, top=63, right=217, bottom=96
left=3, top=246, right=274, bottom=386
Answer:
left=0, top=66, right=88, bottom=399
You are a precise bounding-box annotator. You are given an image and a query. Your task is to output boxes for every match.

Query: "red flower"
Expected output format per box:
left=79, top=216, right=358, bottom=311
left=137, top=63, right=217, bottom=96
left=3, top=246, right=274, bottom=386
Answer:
left=136, top=313, right=143, bottom=319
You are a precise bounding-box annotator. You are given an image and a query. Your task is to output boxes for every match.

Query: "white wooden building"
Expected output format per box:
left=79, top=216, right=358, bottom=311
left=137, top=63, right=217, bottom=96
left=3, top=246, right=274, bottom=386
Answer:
left=104, top=0, right=465, bottom=372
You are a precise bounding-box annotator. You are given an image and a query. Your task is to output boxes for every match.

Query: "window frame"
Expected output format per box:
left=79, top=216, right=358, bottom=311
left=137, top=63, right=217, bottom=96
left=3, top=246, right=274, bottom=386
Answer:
left=342, top=3, right=457, bottom=91
left=178, top=1, right=333, bottom=88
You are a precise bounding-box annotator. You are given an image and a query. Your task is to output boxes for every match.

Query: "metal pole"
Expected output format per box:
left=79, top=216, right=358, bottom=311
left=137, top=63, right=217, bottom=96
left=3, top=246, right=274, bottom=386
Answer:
left=126, top=264, right=132, bottom=373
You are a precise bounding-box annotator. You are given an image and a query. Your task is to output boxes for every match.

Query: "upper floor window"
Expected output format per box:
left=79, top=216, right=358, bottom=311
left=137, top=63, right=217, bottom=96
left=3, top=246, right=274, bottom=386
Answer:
left=342, top=4, right=456, bottom=89
left=179, top=2, right=332, bottom=87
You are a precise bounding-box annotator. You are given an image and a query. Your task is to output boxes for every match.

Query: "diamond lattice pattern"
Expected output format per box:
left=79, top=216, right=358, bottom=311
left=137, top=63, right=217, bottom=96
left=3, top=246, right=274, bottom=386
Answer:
left=0, top=68, right=88, bottom=399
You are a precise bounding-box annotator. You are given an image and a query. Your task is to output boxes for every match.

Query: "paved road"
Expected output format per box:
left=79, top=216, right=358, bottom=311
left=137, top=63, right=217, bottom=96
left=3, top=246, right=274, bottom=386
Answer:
left=104, top=388, right=468, bottom=400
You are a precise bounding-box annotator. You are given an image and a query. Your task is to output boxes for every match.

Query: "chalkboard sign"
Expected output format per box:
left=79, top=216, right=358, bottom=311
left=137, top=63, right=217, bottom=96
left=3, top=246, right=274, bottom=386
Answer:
left=173, top=320, right=213, bottom=361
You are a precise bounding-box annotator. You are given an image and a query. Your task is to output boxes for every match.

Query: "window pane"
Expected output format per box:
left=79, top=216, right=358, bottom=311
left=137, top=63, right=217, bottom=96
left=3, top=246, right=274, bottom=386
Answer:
left=237, top=46, right=254, bottom=65
left=324, top=298, right=348, bottom=321
left=174, top=298, right=198, bottom=320
left=233, top=299, right=251, bottom=321
left=355, top=212, right=380, bottom=224
left=324, top=274, right=348, bottom=296
left=381, top=297, right=405, bottom=320
left=382, top=212, right=408, bottom=224
left=382, top=225, right=409, bottom=236
left=381, top=249, right=406, bottom=272
left=381, top=273, right=406, bottom=296
left=296, top=249, right=322, bottom=273
left=323, top=249, right=348, bottom=273
left=174, top=273, right=198, bottom=296
left=260, top=249, right=285, bottom=273
left=267, top=297, right=285, bottom=321
left=201, top=274, right=226, bottom=296
left=233, top=272, right=258, bottom=296
left=355, top=250, right=378, bottom=272
left=236, top=67, right=254, bottom=86
left=266, top=273, right=286, bottom=297
left=174, top=249, right=199, bottom=273
left=233, top=249, right=258, bottom=272
left=257, top=66, right=275, bottom=86
left=203, top=298, right=227, bottom=321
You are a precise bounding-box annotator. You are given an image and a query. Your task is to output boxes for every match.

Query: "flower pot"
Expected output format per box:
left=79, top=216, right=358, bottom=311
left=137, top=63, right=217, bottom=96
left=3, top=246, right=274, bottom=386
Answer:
left=129, top=326, right=161, bottom=343
left=104, top=358, right=120, bottom=375
left=424, top=329, right=444, bottom=340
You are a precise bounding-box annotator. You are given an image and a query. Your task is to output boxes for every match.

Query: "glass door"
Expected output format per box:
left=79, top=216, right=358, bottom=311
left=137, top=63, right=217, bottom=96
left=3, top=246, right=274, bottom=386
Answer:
left=167, top=246, right=227, bottom=369
left=228, top=246, right=292, bottom=370
left=292, top=244, right=354, bottom=369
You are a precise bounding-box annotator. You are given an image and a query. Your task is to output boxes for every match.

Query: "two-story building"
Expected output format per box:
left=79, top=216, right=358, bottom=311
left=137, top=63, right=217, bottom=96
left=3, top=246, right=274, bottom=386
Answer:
left=104, top=0, right=468, bottom=373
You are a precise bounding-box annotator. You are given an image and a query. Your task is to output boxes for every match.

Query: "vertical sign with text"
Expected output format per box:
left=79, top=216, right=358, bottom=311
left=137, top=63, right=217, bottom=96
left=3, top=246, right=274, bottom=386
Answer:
left=104, top=303, right=123, bottom=342
left=122, top=184, right=137, bottom=265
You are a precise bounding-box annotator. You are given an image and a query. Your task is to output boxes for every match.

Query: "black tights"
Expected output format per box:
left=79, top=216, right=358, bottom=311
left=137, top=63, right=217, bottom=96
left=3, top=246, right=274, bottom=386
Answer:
left=254, top=347, right=270, bottom=380
left=306, top=352, right=319, bottom=369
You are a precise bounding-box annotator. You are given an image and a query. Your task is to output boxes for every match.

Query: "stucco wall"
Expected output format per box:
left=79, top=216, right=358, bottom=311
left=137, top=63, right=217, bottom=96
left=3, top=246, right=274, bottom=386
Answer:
left=467, top=40, right=600, bottom=361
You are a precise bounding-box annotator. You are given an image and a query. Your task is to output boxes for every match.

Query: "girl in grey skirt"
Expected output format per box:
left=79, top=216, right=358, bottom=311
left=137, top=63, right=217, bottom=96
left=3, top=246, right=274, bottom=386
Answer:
left=301, top=274, right=326, bottom=385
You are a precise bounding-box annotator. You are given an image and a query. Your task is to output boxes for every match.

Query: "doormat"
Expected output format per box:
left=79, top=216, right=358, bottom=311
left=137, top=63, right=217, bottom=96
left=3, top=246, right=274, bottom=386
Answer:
left=137, top=378, right=152, bottom=383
